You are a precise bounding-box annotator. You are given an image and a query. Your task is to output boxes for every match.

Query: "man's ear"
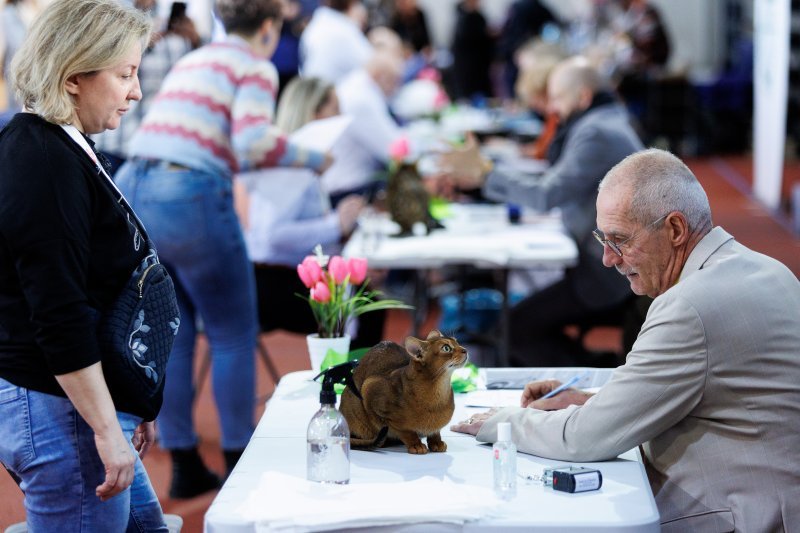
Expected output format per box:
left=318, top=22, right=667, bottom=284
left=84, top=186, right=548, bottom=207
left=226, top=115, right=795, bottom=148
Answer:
left=578, top=87, right=593, bottom=109
left=666, top=211, right=690, bottom=247
left=65, top=74, right=81, bottom=96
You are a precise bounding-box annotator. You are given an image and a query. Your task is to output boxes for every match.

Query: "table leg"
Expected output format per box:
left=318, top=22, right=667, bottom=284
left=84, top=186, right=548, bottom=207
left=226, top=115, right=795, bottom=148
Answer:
left=499, top=268, right=510, bottom=367
left=412, top=269, right=429, bottom=337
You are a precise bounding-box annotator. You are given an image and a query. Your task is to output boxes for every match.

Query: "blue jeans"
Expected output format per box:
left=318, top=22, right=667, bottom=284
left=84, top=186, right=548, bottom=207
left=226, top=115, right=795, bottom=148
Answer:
left=0, top=378, right=166, bottom=532
left=116, top=160, right=257, bottom=450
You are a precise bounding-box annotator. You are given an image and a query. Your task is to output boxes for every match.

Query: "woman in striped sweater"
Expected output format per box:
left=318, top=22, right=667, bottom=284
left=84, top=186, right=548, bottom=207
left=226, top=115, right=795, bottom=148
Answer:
left=115, top=0, right=331, bottom=499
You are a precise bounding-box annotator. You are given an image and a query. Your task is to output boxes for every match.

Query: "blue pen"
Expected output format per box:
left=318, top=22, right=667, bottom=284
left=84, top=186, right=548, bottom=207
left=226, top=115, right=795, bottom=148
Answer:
left=541, top=372, right=589, bottom=399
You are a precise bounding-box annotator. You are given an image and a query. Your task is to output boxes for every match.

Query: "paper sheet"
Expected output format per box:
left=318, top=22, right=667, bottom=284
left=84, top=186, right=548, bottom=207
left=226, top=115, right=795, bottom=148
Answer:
left=289, top=115, right=353, bottom=152
left=237, top=471, right=501, bottom=532
left=482, top=367, right=615, bottom=390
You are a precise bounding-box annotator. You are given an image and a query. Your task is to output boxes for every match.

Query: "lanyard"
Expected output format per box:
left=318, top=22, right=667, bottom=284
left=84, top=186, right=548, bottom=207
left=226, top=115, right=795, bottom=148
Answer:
left=60, top=123, right=145, bottom=251
left=60, top=123, right=118, bottom=188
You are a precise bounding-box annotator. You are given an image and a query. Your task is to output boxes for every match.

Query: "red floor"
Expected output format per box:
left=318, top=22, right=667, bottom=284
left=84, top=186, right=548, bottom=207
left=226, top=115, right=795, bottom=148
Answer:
left=1, top=155, right=799, bottom=532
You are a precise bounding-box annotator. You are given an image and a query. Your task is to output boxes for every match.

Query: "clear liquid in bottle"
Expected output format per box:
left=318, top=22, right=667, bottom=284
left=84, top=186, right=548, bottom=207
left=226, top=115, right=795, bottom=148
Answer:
left=493, top=422, right=517, bottom=500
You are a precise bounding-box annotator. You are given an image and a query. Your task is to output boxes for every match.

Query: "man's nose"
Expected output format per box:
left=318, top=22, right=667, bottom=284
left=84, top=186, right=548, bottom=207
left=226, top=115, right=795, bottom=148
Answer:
left=601, top=245, right=622, bottom=268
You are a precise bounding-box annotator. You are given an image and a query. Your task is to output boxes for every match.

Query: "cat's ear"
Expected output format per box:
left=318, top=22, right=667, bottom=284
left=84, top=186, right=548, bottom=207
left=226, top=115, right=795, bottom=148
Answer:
left=426, top=330, right=442, bottom=340
left=405, top=336, right=427, bottom=360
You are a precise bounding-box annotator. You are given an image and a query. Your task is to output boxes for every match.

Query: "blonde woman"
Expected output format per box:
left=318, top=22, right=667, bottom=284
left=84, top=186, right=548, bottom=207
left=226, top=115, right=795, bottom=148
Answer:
left=236, top=77, right=380, bottom=344
left=0, top=0, right=168, bottom=530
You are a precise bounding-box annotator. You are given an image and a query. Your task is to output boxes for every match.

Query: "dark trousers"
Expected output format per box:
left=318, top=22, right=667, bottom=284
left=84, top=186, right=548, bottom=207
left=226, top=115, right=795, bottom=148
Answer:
left=508, top=277, right=635, bottom=367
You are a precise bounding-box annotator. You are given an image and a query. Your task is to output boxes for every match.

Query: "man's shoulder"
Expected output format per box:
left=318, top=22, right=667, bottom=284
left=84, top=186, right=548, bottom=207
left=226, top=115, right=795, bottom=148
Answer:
left=665, top=238, right=799, bottom=316
left=566, top=104, right=642, bottom=154
left=579, top=103, right=634, bottom=129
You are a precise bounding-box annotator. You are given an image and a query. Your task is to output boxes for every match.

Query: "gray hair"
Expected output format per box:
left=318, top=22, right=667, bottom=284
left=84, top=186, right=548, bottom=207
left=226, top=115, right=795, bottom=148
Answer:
left=599, top=148, right=713, bottom=232
left=550, top=55, right=604, bottom=97
left=276, top=77, right=335, bottom=134
left=11, top=0, right=151, bottom=125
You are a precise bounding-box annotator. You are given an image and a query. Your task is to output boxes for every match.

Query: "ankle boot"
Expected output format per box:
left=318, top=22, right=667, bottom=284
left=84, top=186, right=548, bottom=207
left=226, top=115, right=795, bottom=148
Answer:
left=168, top=447, right=221, bottom=499
left=223, top=448, right=245, bottom=479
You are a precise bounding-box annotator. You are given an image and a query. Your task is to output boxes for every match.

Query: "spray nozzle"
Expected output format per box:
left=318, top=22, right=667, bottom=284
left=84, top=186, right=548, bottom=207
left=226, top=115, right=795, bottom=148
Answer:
left=313, top=360, right=359, bottom=404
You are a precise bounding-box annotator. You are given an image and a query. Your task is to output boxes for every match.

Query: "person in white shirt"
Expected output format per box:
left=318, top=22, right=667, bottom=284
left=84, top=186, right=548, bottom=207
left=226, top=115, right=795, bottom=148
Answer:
left=300, top=0, right=373, bottom=83
left=234, top=77, right=387, bottom=347
left=321, top=49, right=405, bottom=205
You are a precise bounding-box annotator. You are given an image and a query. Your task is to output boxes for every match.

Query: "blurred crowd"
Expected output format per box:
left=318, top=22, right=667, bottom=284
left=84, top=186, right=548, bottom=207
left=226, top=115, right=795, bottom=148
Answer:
left=0, top=0, right=679, bottom=501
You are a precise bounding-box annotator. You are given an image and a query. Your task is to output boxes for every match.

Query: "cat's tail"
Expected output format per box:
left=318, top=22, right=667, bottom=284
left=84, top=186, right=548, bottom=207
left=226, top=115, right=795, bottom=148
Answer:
left=350, top=426, right=389, bottom=449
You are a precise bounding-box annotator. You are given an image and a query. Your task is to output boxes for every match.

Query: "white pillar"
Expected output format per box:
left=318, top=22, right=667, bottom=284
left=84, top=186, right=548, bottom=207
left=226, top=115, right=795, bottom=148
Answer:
left=753, top=0, right=790, bottom=210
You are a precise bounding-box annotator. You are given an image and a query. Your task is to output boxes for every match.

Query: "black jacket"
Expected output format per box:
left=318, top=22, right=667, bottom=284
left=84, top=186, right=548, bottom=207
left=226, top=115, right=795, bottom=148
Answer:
left=0, top=113, right=152, bottom=418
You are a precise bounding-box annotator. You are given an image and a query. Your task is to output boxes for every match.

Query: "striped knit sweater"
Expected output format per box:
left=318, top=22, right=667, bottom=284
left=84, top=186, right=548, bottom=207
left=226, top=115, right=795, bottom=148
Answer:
left=129, top=35, right=323, bottom=178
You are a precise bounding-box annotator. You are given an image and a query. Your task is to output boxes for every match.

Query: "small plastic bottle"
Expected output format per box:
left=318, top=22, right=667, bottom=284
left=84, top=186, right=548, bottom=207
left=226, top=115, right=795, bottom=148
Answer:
left=493, top=422, right=517, bottom=500
left=307, top=367, right=351, bottom=484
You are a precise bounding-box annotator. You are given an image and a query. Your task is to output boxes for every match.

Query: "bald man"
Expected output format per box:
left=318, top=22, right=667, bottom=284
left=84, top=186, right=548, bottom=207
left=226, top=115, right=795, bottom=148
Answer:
left=454, top=148, right=800, bottom=531
left=483, top=56, right=645, bottom=366
left=321, top=49, right=406, bottom=204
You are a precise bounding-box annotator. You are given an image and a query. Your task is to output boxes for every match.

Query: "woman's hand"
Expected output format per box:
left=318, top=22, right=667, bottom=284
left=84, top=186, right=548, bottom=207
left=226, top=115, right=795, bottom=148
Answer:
left=94, top=427, right=136, bottom=501
left=54, top=362, right=138, bottom=501
left=336, top=194, right=366, bottom=237
left=450, top=408, right=499, bottom=436
left=131, top=420, right=156, bottom=458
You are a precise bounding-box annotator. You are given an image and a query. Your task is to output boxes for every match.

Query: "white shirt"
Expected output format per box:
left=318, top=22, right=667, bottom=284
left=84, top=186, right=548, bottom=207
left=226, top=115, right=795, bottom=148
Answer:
left=239, top=168, right=341, bottom=265
left=321, top=69, right=403, bottom=196
left=300, top=6, right=373, bottom=83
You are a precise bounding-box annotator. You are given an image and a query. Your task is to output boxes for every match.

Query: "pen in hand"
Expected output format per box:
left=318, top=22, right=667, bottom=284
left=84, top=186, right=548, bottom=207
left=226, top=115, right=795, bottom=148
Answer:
left=540, top=372, right=589, bottom=399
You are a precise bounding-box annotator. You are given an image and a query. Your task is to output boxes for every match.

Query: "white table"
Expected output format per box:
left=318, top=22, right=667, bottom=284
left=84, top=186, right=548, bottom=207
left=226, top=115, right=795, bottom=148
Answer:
left=205, top=370, right=660, bottom=532
left=342, top=205, right=579, bottom=366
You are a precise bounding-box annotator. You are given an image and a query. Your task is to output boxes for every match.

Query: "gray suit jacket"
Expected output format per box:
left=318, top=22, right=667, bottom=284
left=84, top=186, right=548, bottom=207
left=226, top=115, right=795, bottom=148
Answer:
left=483, top=102, right=642, bottom=309
left=478, top=228, right=800, bottom=532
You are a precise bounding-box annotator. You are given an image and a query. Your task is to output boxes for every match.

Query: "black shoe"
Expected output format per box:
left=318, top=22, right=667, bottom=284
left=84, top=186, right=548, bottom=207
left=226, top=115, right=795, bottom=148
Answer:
left=223, top=448, right=245, bottom=479
left=168, top=447, right=221, bottom=499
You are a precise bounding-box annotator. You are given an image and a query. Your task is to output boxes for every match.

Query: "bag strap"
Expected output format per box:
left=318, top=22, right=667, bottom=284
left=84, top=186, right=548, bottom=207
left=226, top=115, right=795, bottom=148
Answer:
left=60, top=124, right=156, bottom=253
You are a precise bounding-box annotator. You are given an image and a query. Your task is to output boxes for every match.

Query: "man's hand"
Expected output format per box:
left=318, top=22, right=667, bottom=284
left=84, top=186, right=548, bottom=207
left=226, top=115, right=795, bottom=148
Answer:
left=94, top=428, right=136, bottom=501
left=521, top=380, right=592, bottom=410
left=132, top=421, right=156, bottom=458
left=450, top=408, right=499, bottom=436
left=436, top=133, right=492, bottom=190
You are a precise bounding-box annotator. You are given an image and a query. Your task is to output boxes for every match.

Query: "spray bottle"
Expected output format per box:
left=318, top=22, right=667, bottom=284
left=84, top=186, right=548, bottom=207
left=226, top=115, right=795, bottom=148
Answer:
left=306, top=361, right=358, bottom=484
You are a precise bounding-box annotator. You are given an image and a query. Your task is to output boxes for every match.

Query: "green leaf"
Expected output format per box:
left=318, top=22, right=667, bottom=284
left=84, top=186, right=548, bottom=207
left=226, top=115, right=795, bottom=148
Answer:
left=451, top=362, right=480, bottom=393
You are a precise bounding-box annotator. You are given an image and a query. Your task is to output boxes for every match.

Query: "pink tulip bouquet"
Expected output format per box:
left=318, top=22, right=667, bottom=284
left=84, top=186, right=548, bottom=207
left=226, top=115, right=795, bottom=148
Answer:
left=297, top=245, right=412, bottom=338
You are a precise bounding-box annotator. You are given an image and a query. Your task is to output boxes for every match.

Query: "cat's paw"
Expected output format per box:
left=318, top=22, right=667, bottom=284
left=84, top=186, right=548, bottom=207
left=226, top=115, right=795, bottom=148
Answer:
left=428, top=440, right=447, bottom=453
left=407, top=443, right=429, bottom=454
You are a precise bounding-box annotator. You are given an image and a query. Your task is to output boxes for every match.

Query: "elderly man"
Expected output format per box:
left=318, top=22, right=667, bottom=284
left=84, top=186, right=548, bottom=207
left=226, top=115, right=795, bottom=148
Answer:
left=321, top=48, right=405, bottom=205
left=463, top=56, right=644, bottom=365
left=453, top=149, right=800, bottom=532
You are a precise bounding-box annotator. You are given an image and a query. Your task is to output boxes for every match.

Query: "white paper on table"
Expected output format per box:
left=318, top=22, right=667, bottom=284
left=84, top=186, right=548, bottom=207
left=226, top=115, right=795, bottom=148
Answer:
left=289, top=115, right=353, bottom=152
left=463, top=389, right=524, bottom=408
left=482, top=367, right=615, bottom=390
left=238, top=471, right=502, bottom=532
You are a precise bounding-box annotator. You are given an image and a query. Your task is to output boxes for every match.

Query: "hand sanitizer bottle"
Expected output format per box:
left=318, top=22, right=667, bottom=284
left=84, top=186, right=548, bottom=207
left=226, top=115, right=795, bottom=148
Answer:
left=493, top=422, right=517, bottom=500
left=307, top=366, right=351, bottom=484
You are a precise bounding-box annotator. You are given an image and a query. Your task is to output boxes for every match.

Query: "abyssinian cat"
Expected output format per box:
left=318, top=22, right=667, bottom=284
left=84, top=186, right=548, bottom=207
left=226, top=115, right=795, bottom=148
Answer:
left=339, top=330, right=468, bottom=454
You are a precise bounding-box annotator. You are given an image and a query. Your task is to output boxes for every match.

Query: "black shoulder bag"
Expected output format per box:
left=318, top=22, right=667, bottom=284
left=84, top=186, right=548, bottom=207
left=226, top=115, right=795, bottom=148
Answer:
left=96, top=212, right=180, bottom=419
left=61, top=124, right=179, bottom=419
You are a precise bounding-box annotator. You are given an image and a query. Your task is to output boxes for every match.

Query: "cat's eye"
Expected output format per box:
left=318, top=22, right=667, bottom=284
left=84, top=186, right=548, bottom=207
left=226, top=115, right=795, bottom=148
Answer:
left=441, top=345, right=452, bottom=352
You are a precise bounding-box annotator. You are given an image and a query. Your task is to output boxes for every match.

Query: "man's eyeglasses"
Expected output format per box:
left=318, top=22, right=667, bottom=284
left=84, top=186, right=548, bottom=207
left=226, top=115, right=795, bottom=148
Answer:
left=592, top=214, right=669, bottom=257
